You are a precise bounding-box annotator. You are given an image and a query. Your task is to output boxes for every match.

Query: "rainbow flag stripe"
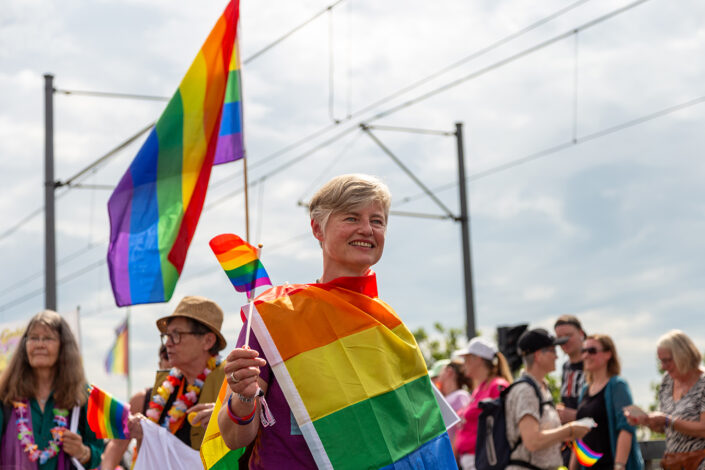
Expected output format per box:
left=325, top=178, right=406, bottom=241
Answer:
left=200, top=379, right=246, bottom=469
left=572, top=439, right=603, bottom=467
left=87, top=385, right=130, bottom=439
left=105, top=320, right=128, bottom=375
left=107, top=0, right=243, bottom=307
left=249, top=273, right=456, bottom=469
left=209, top=233, right=271, bottom=295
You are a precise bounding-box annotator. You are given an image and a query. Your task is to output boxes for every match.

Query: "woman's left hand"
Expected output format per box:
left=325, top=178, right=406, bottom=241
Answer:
left=645, top=411, right=667, bottom=432
left=187, top=402, right=215, bottom=428
left=62, top=430, right=90, bottom=462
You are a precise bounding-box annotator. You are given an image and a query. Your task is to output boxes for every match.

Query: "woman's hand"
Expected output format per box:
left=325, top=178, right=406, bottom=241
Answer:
left=127, top=412, right=146, bottom=442
left=645, top=411, right=667, bottom=432
left=569, top=423, right=591, bottom=440
left=62, top=430, right=91, bottom=464
left=224, top=347, right=266, bottom=399
left=187, top=402, right=215, bottom=428
left=623, top=406, right=649, bottom=426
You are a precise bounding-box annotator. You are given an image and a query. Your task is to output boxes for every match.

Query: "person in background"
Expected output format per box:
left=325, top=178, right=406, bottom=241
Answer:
left=555, top=315, right=587, bottom=466
left=505, top=328, right=591, bottom=470
left=429, top=358, right=451, bottom=390
left=101, top=345, right=171, bottom=470
left=453, top=336, right=513, bottom=470
left=434, top=358, right=472, bottom=448
left=127, top=296, right=227, bottom=452
left=571, top=334, right=643, bottom=470
left=0, top=310, right=104, bottom=469
left=626, top=330, right=705, bottom=470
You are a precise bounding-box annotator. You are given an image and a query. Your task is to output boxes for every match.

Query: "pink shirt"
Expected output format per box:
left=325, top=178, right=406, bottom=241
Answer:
left=454, top=376, right=510, bottom=455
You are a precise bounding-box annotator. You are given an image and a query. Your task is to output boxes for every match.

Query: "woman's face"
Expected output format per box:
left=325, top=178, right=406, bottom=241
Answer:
left=581, top=338, right=611, bottom=373
left=313, top=201, right=386, bottom=278
left=462, top=354, right=483, bottom=379
left=657, top=346, right=677, bottom=377
left=25, top=324, right=61, bottom=370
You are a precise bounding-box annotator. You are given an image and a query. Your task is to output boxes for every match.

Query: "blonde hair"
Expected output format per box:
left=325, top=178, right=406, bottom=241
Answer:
left=309, top=174, right=391, bottom=233
left=585, top=334, right=621, bottom=384
left=0, top=310, right=87, bottom=408
left=483, top=351, right=513, bottom=383
left=657, top=330, right=702, bottom=375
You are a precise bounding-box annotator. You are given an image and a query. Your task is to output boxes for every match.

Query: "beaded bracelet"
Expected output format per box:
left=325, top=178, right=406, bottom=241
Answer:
left=226, top=393, right=257, bottom=425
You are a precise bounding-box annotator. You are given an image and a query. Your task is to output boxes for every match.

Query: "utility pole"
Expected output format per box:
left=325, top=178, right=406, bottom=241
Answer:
left=44, top=74, right=57, bottom=311
left=455, top=122, right=476, bottom=339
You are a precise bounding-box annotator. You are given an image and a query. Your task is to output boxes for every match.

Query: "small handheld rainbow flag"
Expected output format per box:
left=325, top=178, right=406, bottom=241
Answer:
left=209, top=233, right=271, bottom=298
left=571, top=439, right=603, bottom=467
left=105, top=320, right=128, bottom=376
left=87, top=385, right=130, bottom=439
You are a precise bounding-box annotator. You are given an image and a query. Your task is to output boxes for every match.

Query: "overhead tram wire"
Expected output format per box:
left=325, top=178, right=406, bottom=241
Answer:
left=248, top=0, right=597, bottom=171
left=394, top=93, right=705, bottom=207
left=209, top=0, right=654, bottom=211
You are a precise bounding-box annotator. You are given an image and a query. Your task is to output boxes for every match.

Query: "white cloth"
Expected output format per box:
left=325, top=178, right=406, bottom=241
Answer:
left=133, top=419, right=201, bottom=470
left=459, top=453, right=476, bottom=470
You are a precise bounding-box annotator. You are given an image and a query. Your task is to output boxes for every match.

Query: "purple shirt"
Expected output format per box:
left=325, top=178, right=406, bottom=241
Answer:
left=236, top=321, right=317, bottom=469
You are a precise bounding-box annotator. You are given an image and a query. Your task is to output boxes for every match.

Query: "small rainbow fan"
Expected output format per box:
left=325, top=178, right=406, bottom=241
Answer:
left=571, top=439, right=603, bottom=467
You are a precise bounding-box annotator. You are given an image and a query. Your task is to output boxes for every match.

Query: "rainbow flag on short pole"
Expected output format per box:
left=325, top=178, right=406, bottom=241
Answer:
left=87, top=385, right=130, bottom=439
left=200, top=233, right=271, bottom=469
left=572, top=439, right=603, bottom=467
left=209, top=233, right=271, bottom=299
left=105, top=320, right=128, bottom=376
left=107, top=0, right=244, bottom=307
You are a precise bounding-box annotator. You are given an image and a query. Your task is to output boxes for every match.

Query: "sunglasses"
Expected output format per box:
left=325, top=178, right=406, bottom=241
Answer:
left=581, top=346, right=605, bottom=355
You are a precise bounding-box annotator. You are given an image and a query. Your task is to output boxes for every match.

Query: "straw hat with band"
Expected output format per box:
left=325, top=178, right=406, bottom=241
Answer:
left=156, top=296, right=227, bottom=351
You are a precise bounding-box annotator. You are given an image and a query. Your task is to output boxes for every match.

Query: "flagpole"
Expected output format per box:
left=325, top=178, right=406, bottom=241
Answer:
left=126, top=308, right=131, bottom=400
left=243, top=157, right=250, bottom=243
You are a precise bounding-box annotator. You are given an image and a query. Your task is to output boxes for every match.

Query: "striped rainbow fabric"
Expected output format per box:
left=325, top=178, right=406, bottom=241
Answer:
left=107, top=0, right=244, bottom=307
left=209, top=233, right=271, bottom=297
left=87, top=385, right=130, bottom=439
left=572, top=439, right=603, bottom=467
left=248, top=273, right=457, bottom=469
left=105, top=320, right=128, bottom=375
left=200, top=379, right=246, bottom=469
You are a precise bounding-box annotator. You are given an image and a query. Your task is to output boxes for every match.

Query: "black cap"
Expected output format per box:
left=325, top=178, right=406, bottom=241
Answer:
left=517, top=328, right=568, bottom=355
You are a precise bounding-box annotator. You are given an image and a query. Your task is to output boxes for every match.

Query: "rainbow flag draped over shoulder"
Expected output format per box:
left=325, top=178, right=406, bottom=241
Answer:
left=107, top=0, right=244, bottom=307
left=105, top=320, right=128, bottom=375
left=87, top=385, right=130, bottom=439
left=249, top=273, right=457, bottom=469
left=200, top=380, right=246, bottom=469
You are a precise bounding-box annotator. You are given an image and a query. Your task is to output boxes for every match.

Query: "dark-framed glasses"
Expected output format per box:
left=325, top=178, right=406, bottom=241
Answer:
left=160, top=331, right=203, bottom=345
left=581, top=346, right=604, bottom=355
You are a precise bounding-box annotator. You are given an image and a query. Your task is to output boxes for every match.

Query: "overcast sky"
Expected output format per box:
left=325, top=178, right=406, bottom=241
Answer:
left=1, top=0, right=704, bottom=408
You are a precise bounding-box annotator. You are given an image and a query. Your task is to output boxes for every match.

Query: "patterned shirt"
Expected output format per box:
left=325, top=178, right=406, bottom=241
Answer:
left=659, top=372, right=705, bottom=468
left=560, top=360, right=585, bottom=410
left=506, top=373, right=562, bottom=470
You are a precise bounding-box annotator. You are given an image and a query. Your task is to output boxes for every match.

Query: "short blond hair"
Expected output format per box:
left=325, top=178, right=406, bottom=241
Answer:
left=309, top=174, right=391, bottom=232
left=657, top=330, right=702, bottom=375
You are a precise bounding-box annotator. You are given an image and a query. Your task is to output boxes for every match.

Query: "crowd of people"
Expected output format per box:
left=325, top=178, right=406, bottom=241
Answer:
left=0, top=174, right=703, bottom=470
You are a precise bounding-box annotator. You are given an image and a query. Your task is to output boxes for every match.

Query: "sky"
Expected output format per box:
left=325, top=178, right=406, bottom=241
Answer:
left=1, top=0, right=704, bottom=409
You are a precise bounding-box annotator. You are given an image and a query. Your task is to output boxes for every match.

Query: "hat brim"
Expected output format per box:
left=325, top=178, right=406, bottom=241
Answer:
left=156, top=313, right=227, bottom=352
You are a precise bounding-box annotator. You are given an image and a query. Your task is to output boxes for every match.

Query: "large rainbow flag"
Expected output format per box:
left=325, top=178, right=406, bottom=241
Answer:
left=87, top=385, right=130, bottom=439
left=247, top=273, right=457, bottom=469
left=200, top=380, right=246, bottom=469
left=107, top=0, right=244, bottom=306
left=105, top=319, right=128, bottom=375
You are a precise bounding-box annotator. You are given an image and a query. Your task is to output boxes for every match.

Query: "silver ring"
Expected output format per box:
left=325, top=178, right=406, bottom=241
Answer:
left=230, top=372, right=239, bottom=383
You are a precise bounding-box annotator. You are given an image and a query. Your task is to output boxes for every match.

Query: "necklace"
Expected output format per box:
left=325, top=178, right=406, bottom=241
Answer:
left=146, top=355, right=219, bottom=433
left=14, top=400, right=68, bottom=464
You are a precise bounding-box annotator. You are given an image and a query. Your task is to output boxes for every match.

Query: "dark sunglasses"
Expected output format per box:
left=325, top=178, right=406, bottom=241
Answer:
left=581, top=346, right=604, bottom=355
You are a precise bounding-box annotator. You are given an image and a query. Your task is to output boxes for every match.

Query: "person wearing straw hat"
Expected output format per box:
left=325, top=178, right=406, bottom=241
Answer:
left=127, top=295, right=226, bottom=451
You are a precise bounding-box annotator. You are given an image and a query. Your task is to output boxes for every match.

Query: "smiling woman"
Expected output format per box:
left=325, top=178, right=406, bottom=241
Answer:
left=0, top=310, right=104, bottom=469
left=218, top=174, right=458, bottom=469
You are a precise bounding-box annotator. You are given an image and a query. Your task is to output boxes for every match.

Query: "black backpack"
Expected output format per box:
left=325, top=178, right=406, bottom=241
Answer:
left=475, top=377, right=553, bottom=470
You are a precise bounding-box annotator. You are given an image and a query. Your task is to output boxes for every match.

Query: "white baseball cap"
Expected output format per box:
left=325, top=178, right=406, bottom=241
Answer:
left=453, top=337, right=498, bottom=361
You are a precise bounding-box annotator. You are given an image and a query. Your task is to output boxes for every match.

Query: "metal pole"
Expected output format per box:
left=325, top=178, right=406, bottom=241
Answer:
left=44, top=74, right=57, bottom=311
left=455, top=122, right=476, bottom=339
